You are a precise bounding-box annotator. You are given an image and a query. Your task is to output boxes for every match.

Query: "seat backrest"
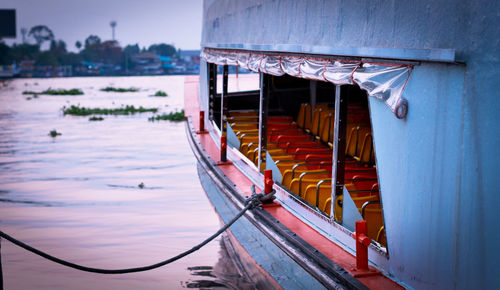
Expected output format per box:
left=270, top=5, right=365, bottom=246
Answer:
left=296, top=103, right=310, bottom=128
left=320, top=112, right=334, bottom=143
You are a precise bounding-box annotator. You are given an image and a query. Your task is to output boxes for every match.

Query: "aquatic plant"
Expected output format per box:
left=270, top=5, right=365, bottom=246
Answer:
left=138, top=182, right=145, bottom=189
left=23, top=88, right=84, bottom=95
left=49, top=130, right=61, bottom=137
left=63, top=105, right=158, bottom=116
left=153, top=90, right=168, bottom=97
left=100, top=87, right=139, bottom=93
left=89, top=116, right=104, bottom=121
left=148, top=109, right=185, bottom=122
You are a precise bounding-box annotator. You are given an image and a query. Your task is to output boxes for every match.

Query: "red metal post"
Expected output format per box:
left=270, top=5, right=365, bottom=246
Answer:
left=199, top=111, right=205, bottom=132
left=196, top=111, right=208, bottom=134
left=264, top=169, right=273, bottom=194
left=220, top=136, right=227, bottom=163
left=354, top=220, right=371, bottom=270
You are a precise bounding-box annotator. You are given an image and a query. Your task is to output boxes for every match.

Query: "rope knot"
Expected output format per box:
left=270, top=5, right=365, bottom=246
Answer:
left=245, top=185, right=276, bottom=209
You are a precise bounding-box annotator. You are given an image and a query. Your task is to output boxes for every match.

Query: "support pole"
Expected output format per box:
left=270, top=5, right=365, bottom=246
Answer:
left=331, top=85, right=347, bottom=220
left=208, top=63, right=217, bottom=122
left=310, top=80, right=317, bottom=112
left=221, top=65, right=229, bottom=136
left=257, top=73, right=270, bottom=171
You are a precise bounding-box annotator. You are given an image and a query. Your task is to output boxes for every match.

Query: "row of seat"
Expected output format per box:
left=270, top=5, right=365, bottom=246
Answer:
left=227, top=105, right=385, bottom=246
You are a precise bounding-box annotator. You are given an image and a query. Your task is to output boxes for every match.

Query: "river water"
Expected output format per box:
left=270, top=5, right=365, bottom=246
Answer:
left=0, top=76, right=254, bottom=289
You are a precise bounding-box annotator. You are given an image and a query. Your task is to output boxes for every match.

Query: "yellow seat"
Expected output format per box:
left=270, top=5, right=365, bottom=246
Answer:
left=354, top=133, right=374, bottom=164
left=289, top=171, right=331, bottom=196
left=362, top=204, right=384, bottom=242
left=275, top=160, right=302, bottom=175
left=303, top=180, right=332, bottom=209
left=282, top=168, right=310, bottom=188
left=297, top=103, right=311, bottom=129
left=323, top=198, right=332, bottom=216
left=305, top=104, right=328, bottom=134
left=320, top=112, right=334, bottom=143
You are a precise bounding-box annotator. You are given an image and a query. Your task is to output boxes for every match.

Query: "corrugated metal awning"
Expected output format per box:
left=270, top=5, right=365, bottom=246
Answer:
left=201, top=48, right=412, bottom=119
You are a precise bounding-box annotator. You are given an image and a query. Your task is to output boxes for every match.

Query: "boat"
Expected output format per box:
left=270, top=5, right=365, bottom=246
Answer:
left=184, top=1, right=500, bottom=289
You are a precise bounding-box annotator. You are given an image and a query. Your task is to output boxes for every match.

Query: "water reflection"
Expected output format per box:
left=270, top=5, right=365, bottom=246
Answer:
left=183, top=236, right=254, bottom=290
left=0, top=76, right=247, bottom=289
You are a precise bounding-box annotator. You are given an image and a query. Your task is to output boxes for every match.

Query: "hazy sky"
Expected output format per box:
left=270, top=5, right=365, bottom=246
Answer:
left=2, top=0, right=203, bottom=51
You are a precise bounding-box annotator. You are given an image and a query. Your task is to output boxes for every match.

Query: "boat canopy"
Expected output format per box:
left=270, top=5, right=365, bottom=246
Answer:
left=201, top=48, right=412, bottom=119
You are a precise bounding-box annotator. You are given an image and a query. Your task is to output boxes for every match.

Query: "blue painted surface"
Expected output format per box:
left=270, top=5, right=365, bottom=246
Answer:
left=201, top=1, right=500, bottom=288
left=265, top=152, right=282, bottom=183
left=226, top=124, right=241, bottom=149
left=197, top=163, right=326, bottom=289
left=203, top=42, right=455, bottom=63
left=342, top=187, right=362, bottom=233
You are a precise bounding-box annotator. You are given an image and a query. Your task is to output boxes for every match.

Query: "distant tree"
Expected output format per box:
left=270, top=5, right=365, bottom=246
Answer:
left=63, top=52, right=83, bottom=66
left=84, top=35, right=101, bottom=48
left=99, top=40, right=122, bottom=65
left=75, top=41, right=82, bottom=51
left=50, top=40, right=67, bottom=52
left=0, top=42, right=12, bottom=64
left=148, top=43, right=176, bottom=57
left=123, top=44, right=140, bottom=55
left=35, top=51, right=59, bottom=66
left=81, top=39, right=122, bottom=65
left=9, top=43, right=40, bottom=62
left=28, top=25, right=55, bottom=48
left=122, top=44, right=139, bottom=70
left=50, top=40, right=68, bottom=65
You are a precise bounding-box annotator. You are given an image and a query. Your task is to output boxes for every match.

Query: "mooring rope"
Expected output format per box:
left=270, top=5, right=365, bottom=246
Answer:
left=0, top=188, right=272, bottom=277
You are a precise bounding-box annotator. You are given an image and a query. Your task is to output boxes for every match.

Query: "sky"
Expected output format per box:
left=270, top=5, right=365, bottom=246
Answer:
left=2, top=0, right=203, bottom=52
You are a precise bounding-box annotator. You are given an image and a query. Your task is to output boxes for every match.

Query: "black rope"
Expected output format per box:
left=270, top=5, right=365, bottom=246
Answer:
left=0, top=193, right=265, bottom=275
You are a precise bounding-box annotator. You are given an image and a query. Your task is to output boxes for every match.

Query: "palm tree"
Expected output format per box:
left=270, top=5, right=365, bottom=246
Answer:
left=28, top=25, right=55, bottom=48
left=75, top=41, right=82, bottom=51
left=110, top=21, right=117, bottom=41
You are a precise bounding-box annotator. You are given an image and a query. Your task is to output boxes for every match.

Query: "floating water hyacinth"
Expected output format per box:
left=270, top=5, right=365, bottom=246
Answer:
left=89, top=116, right=104, bottom=121
left=148, top=109, right=185, bottom=122
left=23, top=88, right=84, bottom=95
left=62, top=105, right=158, bottom=116
left=49, top=130, right=62, bottom=137
left=153, top=90, right=168, bottom=97
left=100, top=87, right=139, bottom=92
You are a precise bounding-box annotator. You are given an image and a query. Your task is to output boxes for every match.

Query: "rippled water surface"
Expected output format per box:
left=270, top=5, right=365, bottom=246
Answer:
left=0, top=76, right=249, bottom=289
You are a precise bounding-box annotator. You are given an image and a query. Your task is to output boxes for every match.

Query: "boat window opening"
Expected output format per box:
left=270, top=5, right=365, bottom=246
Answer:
left=208, top=63, right=260, bottom=131
left=219, top=70, right=387, bottom=247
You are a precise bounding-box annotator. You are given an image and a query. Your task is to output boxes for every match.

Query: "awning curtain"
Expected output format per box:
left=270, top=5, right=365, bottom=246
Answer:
left=201, top=48, right=412, bottom=119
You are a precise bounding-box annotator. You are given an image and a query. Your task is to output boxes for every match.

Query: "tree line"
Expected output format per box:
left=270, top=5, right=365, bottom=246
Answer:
left=0, top=25, right=179, bottom=69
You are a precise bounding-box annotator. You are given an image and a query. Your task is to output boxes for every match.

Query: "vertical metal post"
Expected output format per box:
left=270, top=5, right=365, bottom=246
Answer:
left=257, top=73, right=270, bottom=171
left=331, top=85, right=347, bottom=221
left=310, top=80, right=317, bottom=112
left=208, top=63, right=217, bottom=121
left=221, top=65, right=229, bottom=136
